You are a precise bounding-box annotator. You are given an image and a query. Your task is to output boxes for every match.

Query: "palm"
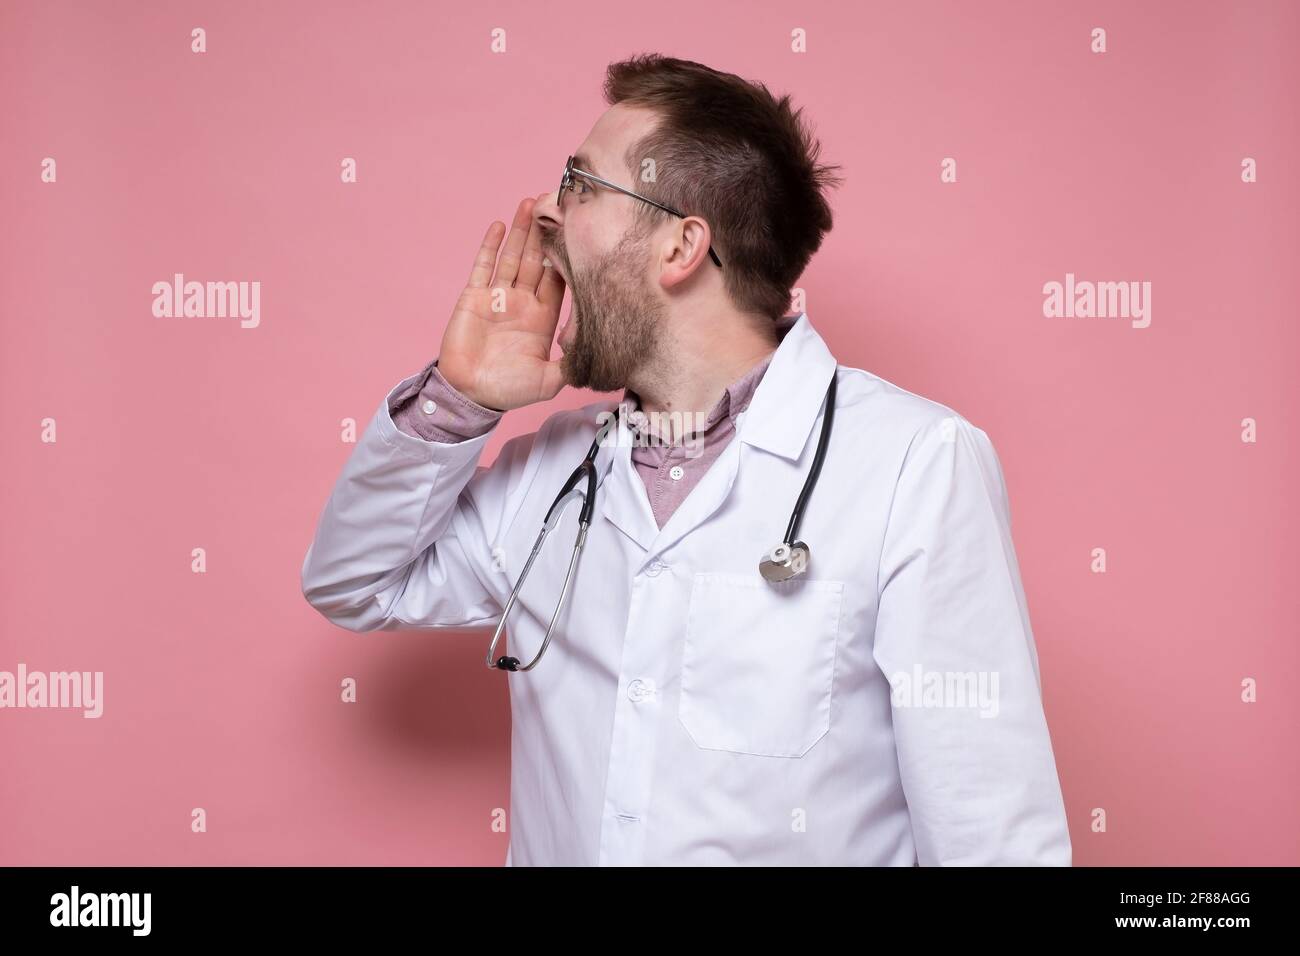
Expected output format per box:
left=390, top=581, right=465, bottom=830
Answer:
left=440, top=284, right=564, bottom=411
left=436, top=197, right=568, bottom=412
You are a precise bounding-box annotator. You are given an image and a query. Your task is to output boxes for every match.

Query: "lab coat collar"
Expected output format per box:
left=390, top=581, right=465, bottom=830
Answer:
left=594, top=312, right=837, bottom=557
left=737, top=312, right=838, bottom=461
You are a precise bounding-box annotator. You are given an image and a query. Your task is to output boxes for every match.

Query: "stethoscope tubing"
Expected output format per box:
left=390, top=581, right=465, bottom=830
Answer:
left=488, top=367, right=838, bottom=671
left=783, top=370, right=836, bottom=547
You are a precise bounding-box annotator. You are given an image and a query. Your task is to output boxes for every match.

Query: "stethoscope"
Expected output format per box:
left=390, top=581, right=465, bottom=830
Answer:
left=486, top=369, right=838, bottom=672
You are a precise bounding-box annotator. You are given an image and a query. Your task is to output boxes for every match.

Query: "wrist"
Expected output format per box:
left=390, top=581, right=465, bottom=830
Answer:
left=432, top=363, right=505, bottom=415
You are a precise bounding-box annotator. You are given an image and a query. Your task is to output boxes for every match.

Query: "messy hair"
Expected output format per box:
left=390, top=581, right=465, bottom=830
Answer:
left=604, top=54, right=842, bottom=320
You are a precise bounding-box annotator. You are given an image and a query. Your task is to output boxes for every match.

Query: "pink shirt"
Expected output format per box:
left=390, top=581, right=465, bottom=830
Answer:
left=389, top=354, right=774, bottom=529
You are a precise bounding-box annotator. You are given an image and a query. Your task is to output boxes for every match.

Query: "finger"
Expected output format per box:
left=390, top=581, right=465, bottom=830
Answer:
left=468, top=221, right=506, bottom=289
left=491, top=198, right=535, bottom=289
left=537, top=261, right=566, bottom=311
left=513, top=212, right=548, bottom=292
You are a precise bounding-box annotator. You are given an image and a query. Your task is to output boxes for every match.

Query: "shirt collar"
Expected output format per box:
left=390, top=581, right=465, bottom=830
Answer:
left=608, top=312, right=835, bottom=460
left=618, top=348, right=776, bottom=442
left=594, top=312, right=835, bottom=481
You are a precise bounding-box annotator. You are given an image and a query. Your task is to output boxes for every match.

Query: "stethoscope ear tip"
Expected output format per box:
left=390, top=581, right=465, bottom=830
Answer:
left=494, top=656, right=521, bottom=671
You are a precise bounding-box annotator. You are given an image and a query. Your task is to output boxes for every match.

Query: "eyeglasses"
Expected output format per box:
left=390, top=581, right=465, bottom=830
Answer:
left=557, top=155, right=723, bottom=268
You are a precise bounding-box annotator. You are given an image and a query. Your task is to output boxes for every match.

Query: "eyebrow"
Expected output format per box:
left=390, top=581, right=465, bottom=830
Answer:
left=572, top=152, right=603, bottom=179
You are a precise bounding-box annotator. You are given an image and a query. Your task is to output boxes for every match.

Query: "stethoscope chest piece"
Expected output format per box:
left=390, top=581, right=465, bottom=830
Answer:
left=759, top=541, right=810, bottom=582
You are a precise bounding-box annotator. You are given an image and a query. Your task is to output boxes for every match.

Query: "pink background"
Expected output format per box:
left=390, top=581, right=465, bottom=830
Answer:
left=2, top=0, right=1296, bottom=866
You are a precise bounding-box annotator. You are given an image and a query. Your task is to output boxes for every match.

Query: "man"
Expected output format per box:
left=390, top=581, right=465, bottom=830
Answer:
left=301, top=54, right=1072, bottom=866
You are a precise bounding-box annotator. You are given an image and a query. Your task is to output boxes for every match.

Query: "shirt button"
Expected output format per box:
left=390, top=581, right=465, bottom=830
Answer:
left=421, top=399, right=438, bottom=415
left=668, top=465, right=684, bottom=480
left=627, top=678, right=656, bottom=702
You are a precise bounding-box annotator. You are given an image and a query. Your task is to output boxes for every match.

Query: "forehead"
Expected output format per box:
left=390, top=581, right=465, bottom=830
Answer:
left=573, top=103, right=659, bottom=179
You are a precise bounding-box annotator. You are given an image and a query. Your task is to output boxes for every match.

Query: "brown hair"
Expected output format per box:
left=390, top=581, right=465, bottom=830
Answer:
left=603, top=54, right=842, bottom=321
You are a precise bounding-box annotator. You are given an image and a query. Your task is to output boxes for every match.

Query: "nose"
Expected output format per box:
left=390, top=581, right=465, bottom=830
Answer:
left=532, top=188, right=562, bottom=241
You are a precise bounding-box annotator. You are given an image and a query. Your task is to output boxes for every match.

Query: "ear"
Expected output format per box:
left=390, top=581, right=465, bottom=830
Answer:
left=657, top=216, right=714, bottom=291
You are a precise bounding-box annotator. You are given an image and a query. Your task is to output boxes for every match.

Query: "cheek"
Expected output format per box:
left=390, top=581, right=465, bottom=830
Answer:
left=567, top=208, right=625, bottom=268
left=564, top=217, right=598, bottom=270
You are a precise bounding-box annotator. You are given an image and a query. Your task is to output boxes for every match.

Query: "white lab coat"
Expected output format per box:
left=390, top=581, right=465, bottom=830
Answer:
left=301, top=313, right=1072, bottom=866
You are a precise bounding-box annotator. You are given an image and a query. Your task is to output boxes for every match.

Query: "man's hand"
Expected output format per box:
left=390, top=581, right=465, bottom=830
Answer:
left=437, top=197, right=568, bottom=412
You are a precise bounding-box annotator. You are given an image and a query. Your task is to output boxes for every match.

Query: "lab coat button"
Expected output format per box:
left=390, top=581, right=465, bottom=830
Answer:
left=644, top=560, right=666, bottom=577
left=669, top=465, right=684, bottom=480
left=627, top=678, right=655, bottom=702
left=421, top=399, right=438, bottom=415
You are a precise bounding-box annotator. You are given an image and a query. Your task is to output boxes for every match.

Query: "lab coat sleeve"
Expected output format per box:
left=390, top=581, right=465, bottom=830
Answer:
left=300, top=369, right=533, bottom=633
left=872, top=414, right=1072, bottom=866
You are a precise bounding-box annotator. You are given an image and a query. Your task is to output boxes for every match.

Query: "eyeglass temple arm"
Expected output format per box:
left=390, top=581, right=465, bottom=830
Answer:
left=569, top=167, right=723, bottom=268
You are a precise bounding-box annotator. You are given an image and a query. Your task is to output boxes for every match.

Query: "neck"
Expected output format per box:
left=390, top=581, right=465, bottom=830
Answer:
left=628, top=304, right=779, bottom=426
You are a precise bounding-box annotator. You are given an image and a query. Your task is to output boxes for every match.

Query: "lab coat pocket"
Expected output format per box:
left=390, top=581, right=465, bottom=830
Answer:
left=678, top=572, right=843, bottom=758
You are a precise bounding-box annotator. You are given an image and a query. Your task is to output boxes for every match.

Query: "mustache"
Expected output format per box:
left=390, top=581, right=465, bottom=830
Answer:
left=541, top=237, right=569, bottom=271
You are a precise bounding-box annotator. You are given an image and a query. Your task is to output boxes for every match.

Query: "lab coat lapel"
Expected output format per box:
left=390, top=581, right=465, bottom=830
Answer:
left=646, top=434, right=742, bottom=559
left=597, top=404, right=658, bottom=553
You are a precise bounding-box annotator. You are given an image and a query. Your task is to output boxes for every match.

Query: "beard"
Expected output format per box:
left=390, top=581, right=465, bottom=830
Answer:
left=549, top=227, right=666, bottom=392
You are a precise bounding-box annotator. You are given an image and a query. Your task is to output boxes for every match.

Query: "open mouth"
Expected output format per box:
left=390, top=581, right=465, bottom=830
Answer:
left=558, top=301, right=578, bottom=352
left=542, top=252, right=570, bottom=285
